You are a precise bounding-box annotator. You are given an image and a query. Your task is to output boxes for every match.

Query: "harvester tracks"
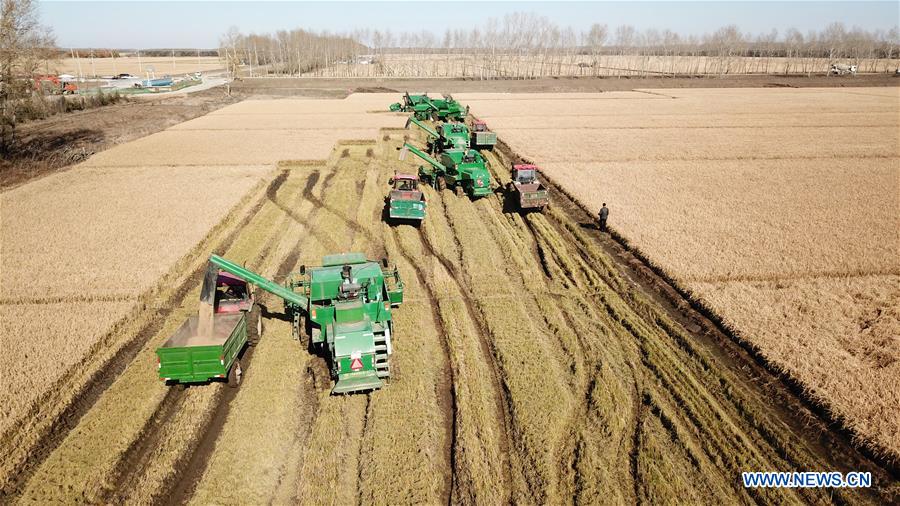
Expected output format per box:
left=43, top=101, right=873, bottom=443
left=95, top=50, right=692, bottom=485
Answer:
left=0, top=171, right=285, bottom=500
left=388, top=225, right=459, bottom=505
left=417, top=219, right=517, bottom=503
left=158, top=166, right=343, bottom=505
left=493, top=141, right=898, bottom=503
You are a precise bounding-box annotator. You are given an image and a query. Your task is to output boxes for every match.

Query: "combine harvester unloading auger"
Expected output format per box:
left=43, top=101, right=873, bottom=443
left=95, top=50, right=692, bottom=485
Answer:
left=405, top=116, right=469, bottom=153
left=157, top=253, right=404, bottom=394
left=400, top=142, right=492, bottom=198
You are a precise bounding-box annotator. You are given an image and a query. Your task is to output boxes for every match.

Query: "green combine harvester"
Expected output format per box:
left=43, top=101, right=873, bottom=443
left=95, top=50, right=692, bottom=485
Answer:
left=400, top=142, right=492, bottom=198
left=405, top=116, right=470, bottom=153
left=390, top=92, right=468, bottom=121
left=158, top=253, right=404, bottom=394
left=422, top=95, right=467, bottom=121
left=389, top=91, right=430, bottom=113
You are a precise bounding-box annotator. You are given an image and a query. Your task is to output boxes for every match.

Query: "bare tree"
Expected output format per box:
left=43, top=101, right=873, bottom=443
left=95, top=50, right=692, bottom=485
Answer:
left=0, top=0, right=56, bottom=153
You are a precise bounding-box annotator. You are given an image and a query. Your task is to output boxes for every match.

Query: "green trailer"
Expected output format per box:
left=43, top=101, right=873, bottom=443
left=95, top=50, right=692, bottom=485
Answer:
left=386, top=173, right=427, bottom=224
left=157, top=268, right=261, bottom=387
left=400, top=142, right=492, bottom=198
left=470, top=120, right=497, bottom=150
left=157, top=313, right=248, bottom=387
left=405, top=116, right=469, bottom=153
left=205, top=254, right=405, bottom=394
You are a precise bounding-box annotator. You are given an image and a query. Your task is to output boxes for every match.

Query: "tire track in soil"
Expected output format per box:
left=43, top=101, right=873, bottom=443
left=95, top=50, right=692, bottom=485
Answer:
left=388, top=225, right=458, bottom=505
left=417, top=205, right=517, bottom=502
left=126, top=170, right=331, bottom=504
left=497, top=140, right=898, bottom=502
left=160, top=167, right=342, bottom=505
left=0, top=171, right=287, bottom=500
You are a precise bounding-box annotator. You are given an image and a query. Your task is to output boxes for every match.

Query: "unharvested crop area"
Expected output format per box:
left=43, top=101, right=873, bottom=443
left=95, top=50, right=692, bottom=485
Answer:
left=2, top=91, right=896, bottom=504
left=54, top=56, right=224, bottom=77
left=461, top=87, right=900, bottom=459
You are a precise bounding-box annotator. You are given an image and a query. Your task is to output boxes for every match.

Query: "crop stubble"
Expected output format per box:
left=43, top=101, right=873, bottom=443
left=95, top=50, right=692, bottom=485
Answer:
left=464, top=87, right=900, bottom=460
left=8, top=93, right=898, bottom=504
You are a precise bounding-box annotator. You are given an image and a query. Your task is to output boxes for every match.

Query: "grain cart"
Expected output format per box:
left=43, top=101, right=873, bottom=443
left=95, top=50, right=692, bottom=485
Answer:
left=205, top=253, right=404, bottom=394
left=470, top=120, right=497, bottom=150
left=156, top=270, right=261, bottom=387
left=406, top=116, right=469, bottom=153
left=400, top=142, right=492, bottom=198
left=386, top=172, right=427, bottom=224
left=389, top=91, right=430, bottom=112
left=506, top=164, right=549, bottom=212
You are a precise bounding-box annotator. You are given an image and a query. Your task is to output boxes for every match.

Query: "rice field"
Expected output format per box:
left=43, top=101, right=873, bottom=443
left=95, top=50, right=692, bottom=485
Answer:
left=461, top=86, right=900, bottom=457
left=53, top=56, right=224, bottom=77
left=0, top=95, right=404, bottom=494
left=2, top=90, right=897, bottom=504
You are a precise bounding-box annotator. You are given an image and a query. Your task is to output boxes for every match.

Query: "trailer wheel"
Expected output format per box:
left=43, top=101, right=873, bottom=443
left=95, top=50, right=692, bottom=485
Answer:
left=228, top=359, right=243, bottom=388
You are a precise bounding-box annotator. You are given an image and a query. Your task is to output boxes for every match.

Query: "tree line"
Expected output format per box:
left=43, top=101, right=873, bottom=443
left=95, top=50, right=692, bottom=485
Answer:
left=221, top=14, right=898, bottom=78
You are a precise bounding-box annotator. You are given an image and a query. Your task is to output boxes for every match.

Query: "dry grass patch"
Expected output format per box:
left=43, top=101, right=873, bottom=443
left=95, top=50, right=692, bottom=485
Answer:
left=83, top=130, right=381, bottom=165
left=498, top=126, right=898, bottom=162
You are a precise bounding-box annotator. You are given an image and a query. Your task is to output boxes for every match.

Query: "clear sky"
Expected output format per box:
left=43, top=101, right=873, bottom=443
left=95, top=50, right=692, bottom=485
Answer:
left=41, top=1, right=900, bottom=49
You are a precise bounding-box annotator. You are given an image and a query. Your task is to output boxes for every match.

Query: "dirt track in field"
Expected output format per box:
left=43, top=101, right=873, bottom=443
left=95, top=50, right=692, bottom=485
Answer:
left=7, top=123, right=897, bottom=504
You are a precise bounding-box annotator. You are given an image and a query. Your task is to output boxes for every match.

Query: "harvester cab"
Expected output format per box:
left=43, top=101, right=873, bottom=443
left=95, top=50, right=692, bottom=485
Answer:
left=512, top=165, right=538, bottom=185
left=213, top=271, right=253, bottom=314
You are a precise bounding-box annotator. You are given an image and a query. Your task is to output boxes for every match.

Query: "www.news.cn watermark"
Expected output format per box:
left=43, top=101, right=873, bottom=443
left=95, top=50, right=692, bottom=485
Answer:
left=742, top=471, right=872, bottom=488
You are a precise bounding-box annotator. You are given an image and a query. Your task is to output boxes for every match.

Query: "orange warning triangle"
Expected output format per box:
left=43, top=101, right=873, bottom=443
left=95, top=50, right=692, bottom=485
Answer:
left=350, top=357, right=363, bottom=371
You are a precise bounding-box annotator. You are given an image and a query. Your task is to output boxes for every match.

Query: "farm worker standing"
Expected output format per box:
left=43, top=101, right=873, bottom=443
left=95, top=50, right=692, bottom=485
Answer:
left=598, top=203, right=609, bottom=232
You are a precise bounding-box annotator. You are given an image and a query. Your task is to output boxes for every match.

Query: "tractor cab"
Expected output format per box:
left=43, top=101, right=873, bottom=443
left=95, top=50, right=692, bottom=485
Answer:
left=512, top=164, right=539, bottom=185
left=386, top=173, right=426, bottom=223
left=214, top=271, right=252, bottom=313
left=391, top=174, right=420, bottom=192
left=473, top=120, right=488, bottom=132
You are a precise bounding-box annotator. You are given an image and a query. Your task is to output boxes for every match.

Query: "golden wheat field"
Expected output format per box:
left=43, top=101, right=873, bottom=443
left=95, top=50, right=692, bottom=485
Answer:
left=460, top=87, right=900, bottom=457
left=53, top=56, right=224, bottom=77
left=2, top=90, right=898, bottom=505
